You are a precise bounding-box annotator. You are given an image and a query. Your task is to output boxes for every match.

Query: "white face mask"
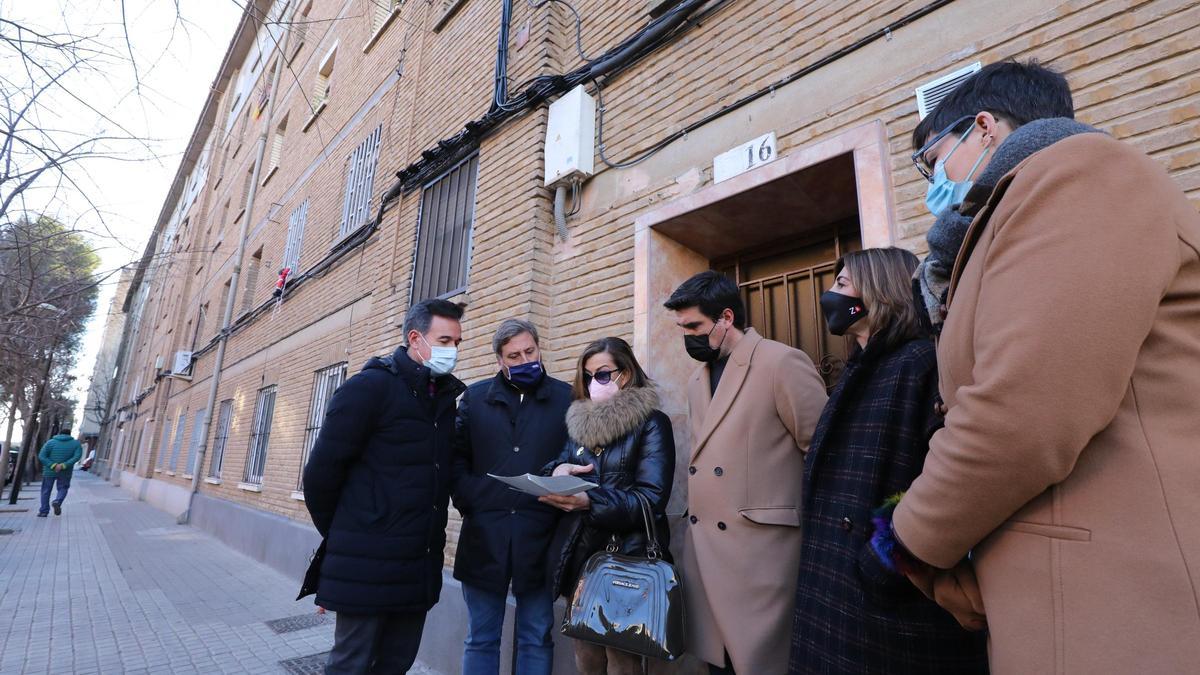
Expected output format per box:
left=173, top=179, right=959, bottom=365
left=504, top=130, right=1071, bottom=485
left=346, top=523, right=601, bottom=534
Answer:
left=588, top=378, right=620, bottom=402
left=418, top=335, right=458, bottom=376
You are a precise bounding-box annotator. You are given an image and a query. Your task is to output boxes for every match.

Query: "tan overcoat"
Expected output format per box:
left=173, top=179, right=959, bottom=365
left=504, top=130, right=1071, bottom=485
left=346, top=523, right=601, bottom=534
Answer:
left=893, top=133, right=1200, bottom=673
left=680, top=328, right=827, bottom=674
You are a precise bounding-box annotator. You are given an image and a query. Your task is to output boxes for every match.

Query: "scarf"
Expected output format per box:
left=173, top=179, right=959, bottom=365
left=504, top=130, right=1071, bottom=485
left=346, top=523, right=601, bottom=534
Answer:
left=915, top=117, right=1103, bottom=333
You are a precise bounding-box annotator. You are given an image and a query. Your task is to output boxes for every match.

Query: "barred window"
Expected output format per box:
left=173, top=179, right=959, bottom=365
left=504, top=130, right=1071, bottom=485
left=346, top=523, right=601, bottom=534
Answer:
left=244, top=386, right=277, bottom=486
left=209, top=399, right=233, bottom=479
left=410, top=154, right=478, bottom=300
left=183, top=409, right=206, bottom=477
left=283, top=199, right=309, bottom=273
left=157, top=417, right=173, bottom=469
left=168, top=414, right=187, bottom=472
left=298, top=363, right=347, bottom=489
left=338, top=125, right=383, bottom=239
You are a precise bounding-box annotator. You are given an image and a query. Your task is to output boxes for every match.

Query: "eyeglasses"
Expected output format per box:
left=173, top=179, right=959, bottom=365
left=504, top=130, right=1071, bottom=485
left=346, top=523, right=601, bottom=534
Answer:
left=911, top=115, right=975, bottom=182
left=583, top=368, right=623, bottom=386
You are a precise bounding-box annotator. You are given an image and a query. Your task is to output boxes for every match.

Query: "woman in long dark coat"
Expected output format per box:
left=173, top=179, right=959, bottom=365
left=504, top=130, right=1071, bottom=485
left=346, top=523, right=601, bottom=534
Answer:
left=789, top=248, right=988, bottom=674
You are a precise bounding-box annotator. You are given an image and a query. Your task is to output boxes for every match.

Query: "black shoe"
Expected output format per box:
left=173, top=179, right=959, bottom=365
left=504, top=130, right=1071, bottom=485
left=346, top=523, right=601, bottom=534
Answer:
left=51, top=501, right=61, bottom=516
left=37, top=512, right=47, bottom=517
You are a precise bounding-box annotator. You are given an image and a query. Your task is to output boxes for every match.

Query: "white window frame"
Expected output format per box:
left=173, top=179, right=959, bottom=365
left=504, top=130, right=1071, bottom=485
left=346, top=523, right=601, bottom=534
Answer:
left=337, top=124, right=383, bottom=240
left=283, top=199, right=309, bottom=273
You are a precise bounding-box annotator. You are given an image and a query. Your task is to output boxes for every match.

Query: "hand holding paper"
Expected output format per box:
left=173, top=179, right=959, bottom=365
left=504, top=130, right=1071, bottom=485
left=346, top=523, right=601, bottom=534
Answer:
left=487, top=472, right=597, bottom=497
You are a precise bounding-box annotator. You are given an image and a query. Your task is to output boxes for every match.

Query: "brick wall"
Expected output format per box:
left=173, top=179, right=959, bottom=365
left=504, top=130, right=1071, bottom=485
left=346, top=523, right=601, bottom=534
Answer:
left=112, top=0, right=1200, bottom=565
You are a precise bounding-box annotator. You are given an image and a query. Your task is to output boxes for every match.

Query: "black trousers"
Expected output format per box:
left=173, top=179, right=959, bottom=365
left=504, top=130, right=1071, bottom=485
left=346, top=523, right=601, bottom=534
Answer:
left=325, top=611, right=427, bottom=674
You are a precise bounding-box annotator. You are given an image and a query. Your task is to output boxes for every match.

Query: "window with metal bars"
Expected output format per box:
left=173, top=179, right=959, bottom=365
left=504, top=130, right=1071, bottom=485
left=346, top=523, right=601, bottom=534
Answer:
left=168, top=414, right=188, bottom=472
left=298, top=363, right=347, bottom=489
left=183, top=409, right=206, bottom=476
left=244, top=386, right=277, bottom=486
left=338, top=125, right=383, bottom=239
left=410, top=154, right=478, bottom=301
left=283, top=200, right=308, bottom=272
left=157, top=417, right=172, bottom=469
left=209, top=399, right=233, bottom=478
left=241, top=248, right=263, bottom=314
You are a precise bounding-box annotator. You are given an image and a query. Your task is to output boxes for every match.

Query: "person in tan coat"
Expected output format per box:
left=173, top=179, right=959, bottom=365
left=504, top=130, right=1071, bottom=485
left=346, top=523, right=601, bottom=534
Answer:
left=665, top=271, right=827, bottom=675
left=879, top=60, right=1200, bottom=673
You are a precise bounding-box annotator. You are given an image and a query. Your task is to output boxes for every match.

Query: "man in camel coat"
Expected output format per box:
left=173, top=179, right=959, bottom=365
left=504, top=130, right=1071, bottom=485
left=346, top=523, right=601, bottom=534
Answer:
left=666, top=271, right=828, bottom=675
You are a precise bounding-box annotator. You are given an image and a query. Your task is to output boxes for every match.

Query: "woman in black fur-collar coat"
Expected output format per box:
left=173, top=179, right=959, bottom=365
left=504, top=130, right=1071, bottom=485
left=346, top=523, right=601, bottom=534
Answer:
left=540, top=337, right=675, bottom=675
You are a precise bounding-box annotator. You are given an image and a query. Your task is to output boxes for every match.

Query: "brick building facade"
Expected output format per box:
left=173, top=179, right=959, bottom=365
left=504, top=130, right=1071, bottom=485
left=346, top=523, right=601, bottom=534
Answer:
left=95, top=0, right=1200, bottom=670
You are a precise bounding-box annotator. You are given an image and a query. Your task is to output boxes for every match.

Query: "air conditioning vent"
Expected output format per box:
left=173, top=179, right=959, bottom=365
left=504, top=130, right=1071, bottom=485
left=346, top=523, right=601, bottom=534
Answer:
left=915, top=62, right=982, bottom=119
left=171, top=351, right=193, bottom=376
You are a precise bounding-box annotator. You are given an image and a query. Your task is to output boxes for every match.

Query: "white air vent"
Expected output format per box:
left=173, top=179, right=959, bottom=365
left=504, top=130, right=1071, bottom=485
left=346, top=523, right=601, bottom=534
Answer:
left=171, top=351, right=193, bottom=375
left=915, top=62, right=982, bottom=119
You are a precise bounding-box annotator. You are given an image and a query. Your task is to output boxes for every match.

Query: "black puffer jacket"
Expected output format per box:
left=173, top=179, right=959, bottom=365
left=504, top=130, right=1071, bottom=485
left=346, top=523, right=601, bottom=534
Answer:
left=299, top=346, right=465, bottom=614
left=543, top=386, right=675, bottom=598
left=451, top=371, right=572, bottom=595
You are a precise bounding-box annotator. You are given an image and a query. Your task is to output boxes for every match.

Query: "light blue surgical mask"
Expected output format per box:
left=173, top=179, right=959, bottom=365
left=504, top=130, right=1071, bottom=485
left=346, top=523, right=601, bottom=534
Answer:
left=924, top=126, right=991, bottom=217
left=419, top=335, right=458, bottom=376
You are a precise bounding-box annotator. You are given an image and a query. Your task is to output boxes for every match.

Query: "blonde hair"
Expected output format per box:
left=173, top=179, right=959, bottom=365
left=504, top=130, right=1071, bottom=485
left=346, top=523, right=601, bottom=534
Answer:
left=838, top=248, right=926, bottom=350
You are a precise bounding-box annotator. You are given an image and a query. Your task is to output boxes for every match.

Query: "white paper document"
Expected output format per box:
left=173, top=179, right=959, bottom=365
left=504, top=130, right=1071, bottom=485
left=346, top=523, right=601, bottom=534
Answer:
left=487, top=473, right=597, bottom=497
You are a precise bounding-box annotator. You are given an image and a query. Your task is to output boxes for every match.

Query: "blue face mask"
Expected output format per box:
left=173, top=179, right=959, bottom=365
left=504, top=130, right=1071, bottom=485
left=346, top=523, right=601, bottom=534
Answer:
left=506, top=361, right=543, bottom=389
left=924, top=126, right=991, bottom=217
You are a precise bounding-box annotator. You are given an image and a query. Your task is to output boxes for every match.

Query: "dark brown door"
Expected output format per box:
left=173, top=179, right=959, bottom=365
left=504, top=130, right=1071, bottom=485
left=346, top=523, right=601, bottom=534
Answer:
left=717, top=221, right=861, bottom=389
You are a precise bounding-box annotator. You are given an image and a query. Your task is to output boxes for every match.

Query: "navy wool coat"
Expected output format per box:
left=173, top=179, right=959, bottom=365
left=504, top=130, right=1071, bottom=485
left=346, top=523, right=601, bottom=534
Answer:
left=450, top=371, right=572, bottom=595
left=789, top=337, right=988, bottom=675
left=300, top=346, right=464, bottom=615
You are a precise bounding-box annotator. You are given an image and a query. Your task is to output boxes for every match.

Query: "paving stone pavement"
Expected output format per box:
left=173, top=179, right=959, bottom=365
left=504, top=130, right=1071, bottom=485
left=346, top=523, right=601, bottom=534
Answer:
left=0, top=472, right=443, bottom=674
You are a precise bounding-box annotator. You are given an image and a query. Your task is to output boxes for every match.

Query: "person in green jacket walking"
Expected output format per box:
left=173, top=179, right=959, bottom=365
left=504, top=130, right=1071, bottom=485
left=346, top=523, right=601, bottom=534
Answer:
left=37, top=427, right=82, bottom=517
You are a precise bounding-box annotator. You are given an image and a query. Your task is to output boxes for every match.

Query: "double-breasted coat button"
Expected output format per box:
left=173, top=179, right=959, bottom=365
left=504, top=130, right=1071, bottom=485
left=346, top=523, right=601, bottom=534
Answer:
left=688, top=466, right=697, bottom=475
left=717, top=521, right=727, bottom=530
left=713, top=467, right=723, bottom=476
left=513, top=446, right=520, bottom=453
left=689, top=515, right=698, bottom=524
left=841, top=517, right=853, bottom=531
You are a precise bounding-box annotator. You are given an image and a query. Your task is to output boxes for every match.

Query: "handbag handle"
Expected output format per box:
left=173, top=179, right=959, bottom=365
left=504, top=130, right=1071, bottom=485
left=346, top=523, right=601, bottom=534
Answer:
left=603, top=491, right=664, bottom=560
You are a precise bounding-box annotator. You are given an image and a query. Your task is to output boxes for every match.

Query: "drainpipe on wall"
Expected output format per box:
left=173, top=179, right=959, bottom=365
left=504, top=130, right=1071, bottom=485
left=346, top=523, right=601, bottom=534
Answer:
left=179, top=27, right=289, bottom=525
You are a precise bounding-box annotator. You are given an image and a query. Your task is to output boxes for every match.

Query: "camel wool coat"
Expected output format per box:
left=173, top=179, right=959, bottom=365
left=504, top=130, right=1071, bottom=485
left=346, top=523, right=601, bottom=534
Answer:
left=681, top=328, right=827, bottom=674
left=893, top=133, right=1200, bottom=673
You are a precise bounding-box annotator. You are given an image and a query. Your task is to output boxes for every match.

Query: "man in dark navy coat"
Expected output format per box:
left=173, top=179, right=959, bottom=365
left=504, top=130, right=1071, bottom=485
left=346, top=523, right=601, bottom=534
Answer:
left=451, top=318, right=571, bottom=675
left=301, top=299, right=465, bottom=674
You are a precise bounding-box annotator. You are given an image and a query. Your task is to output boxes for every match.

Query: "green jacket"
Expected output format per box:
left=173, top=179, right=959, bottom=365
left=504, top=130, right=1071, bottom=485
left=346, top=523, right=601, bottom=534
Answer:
left=38, top=434, right=83, bottom=476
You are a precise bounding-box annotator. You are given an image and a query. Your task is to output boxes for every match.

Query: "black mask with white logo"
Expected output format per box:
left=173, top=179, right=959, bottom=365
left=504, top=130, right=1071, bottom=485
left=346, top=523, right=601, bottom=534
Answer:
left=684, top=321, right=728, bottom=362
left=819, top=291, right=868, bottom=336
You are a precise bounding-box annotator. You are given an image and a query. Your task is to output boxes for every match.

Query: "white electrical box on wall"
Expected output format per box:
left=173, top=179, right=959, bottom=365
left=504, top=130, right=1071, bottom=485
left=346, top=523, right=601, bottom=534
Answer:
left=544, top=85, right=596, bottom=188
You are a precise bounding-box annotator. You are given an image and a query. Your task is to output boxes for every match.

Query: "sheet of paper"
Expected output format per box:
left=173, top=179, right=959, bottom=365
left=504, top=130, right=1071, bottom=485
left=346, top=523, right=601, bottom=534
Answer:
left=487, top=473, right=597, bottom=497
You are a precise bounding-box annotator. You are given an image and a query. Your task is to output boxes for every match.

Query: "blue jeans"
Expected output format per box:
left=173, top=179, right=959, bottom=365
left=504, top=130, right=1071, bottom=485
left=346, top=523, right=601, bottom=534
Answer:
left=39, top=472, right=71, bottom=514
left=461, top=582, right=554, bottom=675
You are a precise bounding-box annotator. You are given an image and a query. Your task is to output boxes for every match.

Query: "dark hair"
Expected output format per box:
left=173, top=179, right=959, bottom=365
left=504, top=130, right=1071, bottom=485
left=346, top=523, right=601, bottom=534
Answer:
left=663, top=271, right=746, bottom=330
left=401, top=299, right=464, bottom=344
left=59, top=427, right=72, bottom=435
left=572, top=337, right=652, bottom=400
left=912, top=60, right=1074, bottom=152
left=492, top=318, right=539, bottom=356
left=837, top=248, right=926, bottom=351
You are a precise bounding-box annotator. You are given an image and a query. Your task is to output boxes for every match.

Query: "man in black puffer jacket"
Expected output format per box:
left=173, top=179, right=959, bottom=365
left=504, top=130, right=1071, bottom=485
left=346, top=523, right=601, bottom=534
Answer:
left=451, top=318, right=572, bottom=675
left=300, top=299, right=466, bottom=674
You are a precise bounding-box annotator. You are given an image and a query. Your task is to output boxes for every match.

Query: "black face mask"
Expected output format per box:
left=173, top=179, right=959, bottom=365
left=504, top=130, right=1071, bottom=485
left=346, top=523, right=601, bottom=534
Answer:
left=684, top=321, right=728, bottom=362
left=820, top=291, right=868, bottom=336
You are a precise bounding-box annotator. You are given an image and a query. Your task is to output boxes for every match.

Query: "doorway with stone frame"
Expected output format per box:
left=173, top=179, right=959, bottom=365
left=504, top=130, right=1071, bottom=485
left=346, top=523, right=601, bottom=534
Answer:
left=632, top=120, right=898, bottom=516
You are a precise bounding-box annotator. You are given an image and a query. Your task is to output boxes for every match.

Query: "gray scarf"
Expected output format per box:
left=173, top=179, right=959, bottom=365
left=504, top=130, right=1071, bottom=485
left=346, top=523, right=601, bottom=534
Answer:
left=916, top=117, right=1103, bottom=333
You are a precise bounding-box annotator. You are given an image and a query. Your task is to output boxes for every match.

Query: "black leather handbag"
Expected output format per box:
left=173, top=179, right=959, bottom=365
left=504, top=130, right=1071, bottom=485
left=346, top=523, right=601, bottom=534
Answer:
left=561, top=492, right=686, bottom=661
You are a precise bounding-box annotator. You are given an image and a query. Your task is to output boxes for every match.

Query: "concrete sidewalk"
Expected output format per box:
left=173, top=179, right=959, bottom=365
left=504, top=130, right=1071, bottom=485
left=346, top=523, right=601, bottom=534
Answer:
left=0, top=472, right=442, bottom=674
